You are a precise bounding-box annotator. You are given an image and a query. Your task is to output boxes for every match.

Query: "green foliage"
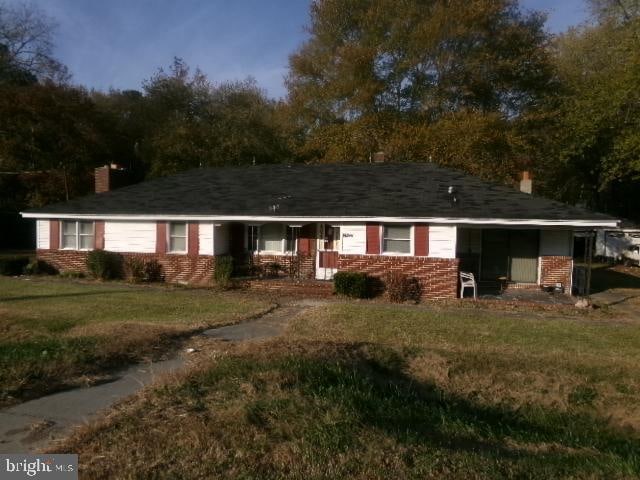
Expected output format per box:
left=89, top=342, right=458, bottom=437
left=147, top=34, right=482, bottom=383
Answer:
left=333, top=272, right=372, bottom=298
left=384, top=272, right=421, bottom=303
left=24, top=259, right=57, bottom=275
left=124, top=257, right=164, bottom=283
left=214, top=255, right=234, bottom=289
left=86, top=250, right=123, bottom=280
left=540, top=13, right=640, bottom=220
left=0, top=256, right=29, bottom=276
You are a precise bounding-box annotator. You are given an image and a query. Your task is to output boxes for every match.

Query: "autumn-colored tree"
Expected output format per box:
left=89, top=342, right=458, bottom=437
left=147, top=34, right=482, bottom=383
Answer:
left=286, top=0, right=554, bottom=181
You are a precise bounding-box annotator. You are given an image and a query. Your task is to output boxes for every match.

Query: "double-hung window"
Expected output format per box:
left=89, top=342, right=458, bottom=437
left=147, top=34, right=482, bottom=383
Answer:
left=382, top=224, right=412, bottom=254
left=61, top=221, right=94, bottom=250
left=259, top=224, right=283, bottom=253
left=247, top=224, right=298, bottom=254
left=169, top=222, right=187, bottom=253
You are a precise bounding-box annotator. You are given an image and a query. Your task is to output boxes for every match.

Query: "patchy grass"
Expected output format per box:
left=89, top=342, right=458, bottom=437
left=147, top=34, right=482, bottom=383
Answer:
left=0, top=276, right=272, bottom=406
left=56, top=302, right=640, bottom=479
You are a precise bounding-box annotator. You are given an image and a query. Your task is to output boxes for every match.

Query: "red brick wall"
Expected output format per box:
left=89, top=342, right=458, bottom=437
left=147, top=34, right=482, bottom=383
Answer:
left=540, top=256, right=572, bottom=291
left=338, top=254, right=459, bottom=300
left=36, top=249, right=215, bottom=285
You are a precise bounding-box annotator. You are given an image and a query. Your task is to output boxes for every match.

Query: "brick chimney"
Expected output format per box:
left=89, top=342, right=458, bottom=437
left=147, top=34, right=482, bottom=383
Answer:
left=519, top=171, right=533, bottom=194
left=95, top=164, right=130, bottom=193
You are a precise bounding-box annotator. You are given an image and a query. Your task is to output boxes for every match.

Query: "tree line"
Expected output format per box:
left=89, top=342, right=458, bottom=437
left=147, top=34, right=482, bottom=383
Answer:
left=1, top=0, right=639, bottom=222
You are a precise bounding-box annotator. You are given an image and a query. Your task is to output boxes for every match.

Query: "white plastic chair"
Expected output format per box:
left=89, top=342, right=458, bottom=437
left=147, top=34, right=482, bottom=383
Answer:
left=460, top=272, right=477, bottom=299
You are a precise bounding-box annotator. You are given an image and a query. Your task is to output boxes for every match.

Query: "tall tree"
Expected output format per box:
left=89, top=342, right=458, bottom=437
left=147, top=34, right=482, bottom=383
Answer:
left=0, top=1, right=69, bottom=83
left=540, top=2, right=640, bottom=220
left=139, top=58, right=290, bottom=176
left=286, top=0, right=554, bottom=181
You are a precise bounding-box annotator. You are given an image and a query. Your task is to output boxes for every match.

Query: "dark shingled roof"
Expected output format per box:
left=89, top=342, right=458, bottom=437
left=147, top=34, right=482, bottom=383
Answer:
left=25, top=163, right=616, bottom=223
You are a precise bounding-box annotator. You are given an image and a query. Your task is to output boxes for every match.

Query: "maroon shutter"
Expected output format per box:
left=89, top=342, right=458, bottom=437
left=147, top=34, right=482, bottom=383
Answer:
left=298, top=224, right=315, bottom=255
left=156, top=222, right=167, bottom=254
left=94, top=221, right=105, bottom=250
left=366, top=223, right=380, bottom=254
left=49, top=220, right=60, bottom=250
left=188, top=222, right=199, bottom=256
left=414, top=224, right=429, bottom=257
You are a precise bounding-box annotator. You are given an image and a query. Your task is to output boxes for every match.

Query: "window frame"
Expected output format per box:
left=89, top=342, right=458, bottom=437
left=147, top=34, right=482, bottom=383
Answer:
left=168, top=222, right=188, bottom=254
left=381, top=224, right=413, bottom=256
left=60, top=220, right=95, bottom=251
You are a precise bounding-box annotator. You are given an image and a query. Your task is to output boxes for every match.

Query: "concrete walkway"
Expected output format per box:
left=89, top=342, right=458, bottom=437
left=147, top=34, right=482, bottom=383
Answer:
left=202, top=304, right=307, bottom=341
left=0, top=357, right=185, bottom=453
left=0, top=301, right=313, bottom=453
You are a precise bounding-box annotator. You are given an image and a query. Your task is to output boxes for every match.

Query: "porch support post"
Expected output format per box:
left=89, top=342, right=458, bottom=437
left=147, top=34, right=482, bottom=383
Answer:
left=585, top=230, right=594, bottom=299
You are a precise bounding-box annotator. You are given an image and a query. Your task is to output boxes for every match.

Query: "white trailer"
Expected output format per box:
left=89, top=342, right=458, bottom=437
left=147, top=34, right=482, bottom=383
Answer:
left=596, top=229, right=640, bottom=265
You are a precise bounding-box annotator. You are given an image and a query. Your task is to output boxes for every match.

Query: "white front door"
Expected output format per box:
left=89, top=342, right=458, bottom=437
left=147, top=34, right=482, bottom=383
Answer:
left=316, top=224, right=340, bottom=280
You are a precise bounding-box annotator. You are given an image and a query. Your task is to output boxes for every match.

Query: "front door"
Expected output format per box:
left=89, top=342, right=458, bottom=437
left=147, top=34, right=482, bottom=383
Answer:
left=316, top=224, right=340, bottom=280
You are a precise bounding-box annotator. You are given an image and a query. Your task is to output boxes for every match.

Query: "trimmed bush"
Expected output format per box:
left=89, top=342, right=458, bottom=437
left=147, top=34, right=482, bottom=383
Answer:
left=214, top=255, right=234, bottom=289
left=24, top=259, right=58, bottom=275
left=86, top=250, right=123, bottom=280
left=384, top=272, right=422, bottom=303
left=0, top=256, right=30, bottom=276
left=333, top=272, right=371, bottom=298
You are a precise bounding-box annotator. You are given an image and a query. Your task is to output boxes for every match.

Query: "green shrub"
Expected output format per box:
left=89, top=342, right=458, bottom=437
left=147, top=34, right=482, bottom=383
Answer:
left=333, top=272, right=371, bottom=298
left=86, top=250, right=123, bottom=280
left=384, top=272, right=422, bottom=303
left=24, top=259, right=58, bottom=275
left=214, top=255, right=234, bottom=289
left=0, top=256, right=30, bottom=276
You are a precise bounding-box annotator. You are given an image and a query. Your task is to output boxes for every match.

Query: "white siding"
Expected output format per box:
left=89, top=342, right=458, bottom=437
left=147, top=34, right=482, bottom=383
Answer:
left=428, top=225, right=457, bottom=259
left=540, top=230, right=572, bottom=256
left=199, top=222, right=214, bottom=255
left=214, top=223, right=230, bottom=255
left=36, top=220, right=50, bottom=249
left=341, top=224, right=366, bottom=254
left=104, top=221, right=156, bottom=253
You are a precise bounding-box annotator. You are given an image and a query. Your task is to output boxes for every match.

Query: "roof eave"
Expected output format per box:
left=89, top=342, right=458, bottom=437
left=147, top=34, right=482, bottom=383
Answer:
left=20, top=212, right=619, bottom=228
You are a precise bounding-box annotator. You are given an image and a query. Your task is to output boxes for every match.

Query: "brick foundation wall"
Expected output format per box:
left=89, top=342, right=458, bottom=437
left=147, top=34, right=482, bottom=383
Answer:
left=37, top=249, right=215, bottom=285
left=539, top=256, right=573, bottom=291
left=338, top=255, right=459, bottom=300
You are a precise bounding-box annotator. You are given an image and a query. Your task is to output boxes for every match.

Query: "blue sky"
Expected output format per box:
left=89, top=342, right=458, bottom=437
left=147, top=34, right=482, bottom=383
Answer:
left=7, top=0, right=590, bottom=98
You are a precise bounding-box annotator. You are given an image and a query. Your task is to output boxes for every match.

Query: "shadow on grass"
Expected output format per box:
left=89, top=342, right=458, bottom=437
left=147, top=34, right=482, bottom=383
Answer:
left=0, top=290, right=133, bottom=303
left=184, top=342, right=640, bottom=476
left=590, top=265, right=640, bottom=294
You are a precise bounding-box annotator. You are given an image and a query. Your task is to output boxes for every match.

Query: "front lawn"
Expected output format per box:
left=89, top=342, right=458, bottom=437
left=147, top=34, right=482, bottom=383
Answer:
left=57, top=302, right=640, bottom=479
left=0, top=276, right=272, bottom=406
